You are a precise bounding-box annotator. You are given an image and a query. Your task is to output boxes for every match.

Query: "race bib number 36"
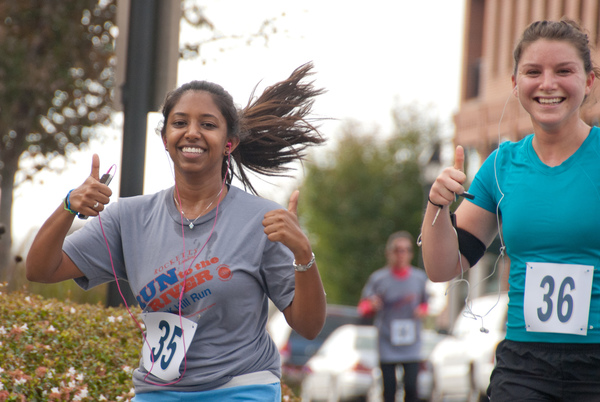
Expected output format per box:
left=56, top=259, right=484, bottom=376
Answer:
left=524, top=262, right=593, bottom=336
left=141, top=312, right=198, bottom=381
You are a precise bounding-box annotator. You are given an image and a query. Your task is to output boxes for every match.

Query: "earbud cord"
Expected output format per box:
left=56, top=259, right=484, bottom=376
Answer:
left=97, top=151, right=231, bottom=386
left=443, top=91, right=512, bottom=332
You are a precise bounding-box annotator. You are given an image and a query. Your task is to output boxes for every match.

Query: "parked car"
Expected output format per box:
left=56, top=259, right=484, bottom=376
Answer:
left=429, top=292, right=508, bottom=402
left=301, top=324, right=378, bottom=402
left=267, top=304, right=364, bottom=386
left=301, top=325, right=447, bottom=402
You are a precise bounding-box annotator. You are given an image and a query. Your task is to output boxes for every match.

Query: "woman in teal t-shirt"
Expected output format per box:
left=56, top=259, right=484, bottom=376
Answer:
left=421, top=19, right=600, bottom=402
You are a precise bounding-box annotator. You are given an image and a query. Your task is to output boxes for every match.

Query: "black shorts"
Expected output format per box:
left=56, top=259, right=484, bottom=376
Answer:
left=488, top=339, right=600, bottom=402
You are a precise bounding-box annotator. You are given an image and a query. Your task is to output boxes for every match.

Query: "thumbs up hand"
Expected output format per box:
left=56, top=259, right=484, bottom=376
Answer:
left=66, top=154, right=113, bottom=217
left=262, top=190, right=312, bottom=262
left=429, top=145, right=469, bottom=207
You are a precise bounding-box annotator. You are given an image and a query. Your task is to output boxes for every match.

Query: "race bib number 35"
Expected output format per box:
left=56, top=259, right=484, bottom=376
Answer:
left=141, top=312, right=198, bottom=381
left=524, top=262, right=593, bottom=336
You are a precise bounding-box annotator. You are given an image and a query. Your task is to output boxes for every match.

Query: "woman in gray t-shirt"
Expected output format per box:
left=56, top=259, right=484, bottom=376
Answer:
left=27, top=63, right=327, bottom=401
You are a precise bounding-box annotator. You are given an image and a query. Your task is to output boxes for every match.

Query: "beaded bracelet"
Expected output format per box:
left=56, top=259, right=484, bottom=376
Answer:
left=63, top=189, right=77, bottom=215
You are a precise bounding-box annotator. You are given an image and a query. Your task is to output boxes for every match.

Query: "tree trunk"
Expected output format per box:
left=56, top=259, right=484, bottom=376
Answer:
left=0, top=159, right=16, bottom=283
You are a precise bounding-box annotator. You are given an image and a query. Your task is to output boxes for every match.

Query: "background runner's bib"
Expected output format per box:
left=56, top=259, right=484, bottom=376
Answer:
left=390, top=319, right=417, bottom=345
left=524, top=262, right=594, bottom=336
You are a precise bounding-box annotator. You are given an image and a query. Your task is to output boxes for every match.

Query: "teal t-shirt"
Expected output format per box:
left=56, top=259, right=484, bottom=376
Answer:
left=468, top=126, right=600, bottom=343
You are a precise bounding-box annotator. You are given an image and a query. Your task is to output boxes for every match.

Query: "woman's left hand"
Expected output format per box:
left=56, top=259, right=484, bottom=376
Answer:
left=262, top=190, right=312, bottom=263
left=264, top=189, right=325, bottom=340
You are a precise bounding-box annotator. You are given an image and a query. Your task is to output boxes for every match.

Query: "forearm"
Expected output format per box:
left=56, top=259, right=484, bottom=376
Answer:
left=26, top=203, right=77, bottom=283
left=285, top=259, right=326, bottom=340
left=420, top=204, right=463, bottom=282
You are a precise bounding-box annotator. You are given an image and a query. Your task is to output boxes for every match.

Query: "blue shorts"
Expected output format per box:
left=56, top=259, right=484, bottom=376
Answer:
left=489, top=339, right=600, bottom=402
left=131, top=383, right=281, bottom=402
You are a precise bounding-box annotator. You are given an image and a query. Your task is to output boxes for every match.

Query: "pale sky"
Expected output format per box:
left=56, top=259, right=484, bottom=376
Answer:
left=12, top=0, right=466, bottom=248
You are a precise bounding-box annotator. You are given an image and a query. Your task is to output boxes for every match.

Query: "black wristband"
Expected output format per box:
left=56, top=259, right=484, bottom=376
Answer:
left=428, top=195, right=443, bottom=209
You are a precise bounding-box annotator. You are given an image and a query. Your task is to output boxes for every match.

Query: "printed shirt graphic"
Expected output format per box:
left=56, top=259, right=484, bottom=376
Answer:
left=64, top=186, right=295, bottom=392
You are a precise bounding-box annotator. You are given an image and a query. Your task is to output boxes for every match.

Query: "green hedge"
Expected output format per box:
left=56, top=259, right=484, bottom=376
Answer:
left=0, top=285, right=299, bottom=401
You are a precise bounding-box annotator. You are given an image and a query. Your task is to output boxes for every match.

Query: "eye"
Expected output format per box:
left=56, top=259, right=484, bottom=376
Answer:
left=557, top=68, right=572, bottom=75
left=525, top=69, right=540, bottom=76
left=171, top=120, right=187, bottom=128
left=201, top=122, right=217, bottom=129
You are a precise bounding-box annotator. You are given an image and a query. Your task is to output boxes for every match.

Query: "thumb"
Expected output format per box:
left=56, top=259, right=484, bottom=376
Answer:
left=91, top=154, right=100, bottom=180
left=453, top=145, right=465, bottom=172
left=287, top=190, right=299, bottom=216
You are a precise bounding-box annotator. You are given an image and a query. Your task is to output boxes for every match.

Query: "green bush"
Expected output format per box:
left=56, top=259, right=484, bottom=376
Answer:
left=0, top=285, right=299, bottom=401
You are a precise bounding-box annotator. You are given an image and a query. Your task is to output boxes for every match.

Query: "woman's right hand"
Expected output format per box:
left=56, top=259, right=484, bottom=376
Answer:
left=26, top=154, right=110, bottom=283
left=67, top=154, right=113, bottom=217
left=429, top=145, right=468, bottom=207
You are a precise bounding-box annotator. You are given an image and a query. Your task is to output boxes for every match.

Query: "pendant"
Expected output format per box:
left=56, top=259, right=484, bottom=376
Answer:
left=189, top=223, right=195, bottom=230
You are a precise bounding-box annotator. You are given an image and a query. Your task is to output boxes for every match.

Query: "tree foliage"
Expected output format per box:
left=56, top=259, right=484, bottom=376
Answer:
left=299, top=105, right=441, bottom=305
left=0, top=0, right=117, bottom=279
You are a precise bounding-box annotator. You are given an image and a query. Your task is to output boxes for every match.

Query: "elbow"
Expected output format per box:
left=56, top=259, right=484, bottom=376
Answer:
left=25, top=255, right=48, bottom=283
left=25, top=263, right=43, bottom=283
left=292, top=312, right=326, bottom=341
left=424, top=264, right=457, bottom=283
left=425, top=269, right=446, bottom=283
left=299, top=311, right=326, bottom=341
left=299, top=322, right=324, bottom=341
left=25, top=256, right=38, bottom=282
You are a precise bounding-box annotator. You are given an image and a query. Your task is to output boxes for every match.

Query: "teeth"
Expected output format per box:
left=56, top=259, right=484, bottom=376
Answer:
left=182, top=147, right=204, bottom=154
left=538, top=97, right=563, bottom=104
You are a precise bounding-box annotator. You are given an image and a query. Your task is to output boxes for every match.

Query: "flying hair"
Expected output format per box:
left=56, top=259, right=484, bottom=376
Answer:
left=234, top=62, right=327, bottom=194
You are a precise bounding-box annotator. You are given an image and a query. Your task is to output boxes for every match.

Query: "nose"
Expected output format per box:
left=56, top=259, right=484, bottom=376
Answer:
left=539, top=71, right=558, bottom=91
left=185, top=121, right=202, bottom=139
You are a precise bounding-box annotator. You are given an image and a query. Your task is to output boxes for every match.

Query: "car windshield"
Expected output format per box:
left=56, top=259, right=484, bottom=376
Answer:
left=318, top=326, right=376, bottom=356
left=355, top=332, right=377, bottom=351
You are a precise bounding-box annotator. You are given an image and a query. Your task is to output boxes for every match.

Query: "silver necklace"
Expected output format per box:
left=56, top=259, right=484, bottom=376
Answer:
left=174, top=188, right=224, bottom=229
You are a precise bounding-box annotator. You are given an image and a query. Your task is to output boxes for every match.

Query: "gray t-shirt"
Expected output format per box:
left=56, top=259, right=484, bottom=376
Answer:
left=360, top=267, right=428, bottom=363
left=63, top=185, right=295, bottom=392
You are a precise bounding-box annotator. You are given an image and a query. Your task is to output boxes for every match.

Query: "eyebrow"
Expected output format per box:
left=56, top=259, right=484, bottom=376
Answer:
left=171, top=112, right=219, bottom=118
left=520, top=61, right=580, bottom=69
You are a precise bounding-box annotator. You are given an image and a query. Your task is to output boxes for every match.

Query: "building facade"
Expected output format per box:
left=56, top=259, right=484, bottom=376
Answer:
left=455, top=0, right=600, bottom=159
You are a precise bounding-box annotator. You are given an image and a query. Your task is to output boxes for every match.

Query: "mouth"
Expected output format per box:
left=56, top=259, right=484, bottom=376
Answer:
left=535, top=97, right=565, bottom=105
left=180, top=146, right=206, bottom=156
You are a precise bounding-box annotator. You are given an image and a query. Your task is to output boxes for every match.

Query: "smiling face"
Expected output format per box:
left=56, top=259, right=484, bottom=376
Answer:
left=512, top=39, right=595, bottom=133
left=162, top=90, right=230, bottom=181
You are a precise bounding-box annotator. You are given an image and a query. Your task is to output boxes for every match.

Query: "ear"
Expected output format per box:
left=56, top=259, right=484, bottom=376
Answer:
left=585, top=71, right=595, bottom=96
left=511, top=75, right=519, bottom=97
left=224, top=137, right=240, bottom=155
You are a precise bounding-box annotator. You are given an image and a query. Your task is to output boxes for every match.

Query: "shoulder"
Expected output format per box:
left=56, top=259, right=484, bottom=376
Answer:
left=492, top=135, right=532, bottom=159
left=411, top=267, right=428, bottom=281
left=114, top=189, right=169, bottom=209
left=588, top=126, right=600, bottom=147
left=105, top=188, right=170, bottom=219
left=477, top=135, right=532, bottom=173
left=369, top=267, right=391, bottom=281
left=227, top=186, right=286, bottom=213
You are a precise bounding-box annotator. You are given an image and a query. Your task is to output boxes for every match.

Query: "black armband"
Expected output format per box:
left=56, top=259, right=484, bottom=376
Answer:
left=456, top=227, right=486, bottom=267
